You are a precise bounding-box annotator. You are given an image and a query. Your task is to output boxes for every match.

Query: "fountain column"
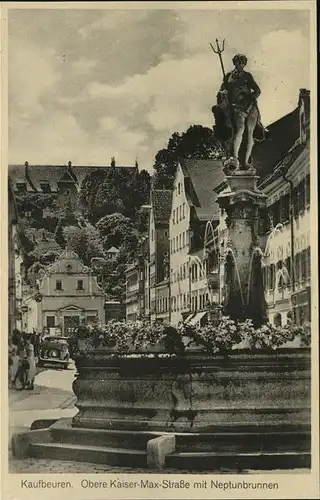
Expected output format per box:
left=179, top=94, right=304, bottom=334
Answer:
left=217, top=167, right=268, bottom=326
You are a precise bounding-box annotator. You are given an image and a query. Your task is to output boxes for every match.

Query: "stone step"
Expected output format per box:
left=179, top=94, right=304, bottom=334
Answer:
left=52, top=426, right=310, bottom=453
left=30, top=442, right=147, bottom=468
left=166, top=451, right=311, bottom=471
left=174, top=431, right=311, bottom=453
left=51, top=425, right=168, bottom=450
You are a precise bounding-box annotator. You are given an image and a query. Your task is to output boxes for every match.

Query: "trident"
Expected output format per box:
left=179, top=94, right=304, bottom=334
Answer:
left=209, top=39, right=226, bottom=78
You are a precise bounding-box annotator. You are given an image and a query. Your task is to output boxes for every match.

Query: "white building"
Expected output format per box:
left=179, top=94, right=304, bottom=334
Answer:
left=22, top=249, right=105, bottom=334
left=169, top=159, right=224, bottom=326
left=254, top=89, right=311, bottom=326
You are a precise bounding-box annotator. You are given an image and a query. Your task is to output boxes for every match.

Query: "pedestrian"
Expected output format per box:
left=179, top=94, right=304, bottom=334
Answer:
left=25, top=344, right=37, bottom=390
left=9, top=345, right=20, bottom=389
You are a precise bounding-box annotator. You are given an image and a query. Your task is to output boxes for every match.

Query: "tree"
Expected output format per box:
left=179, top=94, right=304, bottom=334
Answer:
left=63, top=224, right=106, bottom=267
left=78, top=169, right=107, bottom=219
left=96, top=213, right=139, bottom=255
left=153, top=125, right=223, bottom=189
left=79, top=167, right=151, bottom=223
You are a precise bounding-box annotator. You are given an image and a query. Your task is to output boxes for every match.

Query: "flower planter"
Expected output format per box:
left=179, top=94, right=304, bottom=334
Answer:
left=72, top=347, right=311, bottom=433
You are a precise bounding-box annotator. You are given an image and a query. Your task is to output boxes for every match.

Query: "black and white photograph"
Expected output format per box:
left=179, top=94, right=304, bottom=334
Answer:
left=3, top=1, right=318, bottom=495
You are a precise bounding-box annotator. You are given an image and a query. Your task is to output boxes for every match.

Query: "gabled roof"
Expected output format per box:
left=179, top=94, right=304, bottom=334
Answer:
left=8, top=164, right=138, bottom=192
left=252, top=107, right=300, bottom=182
left=106, top=246, right=120, bottom=254
left=30, top=239, right=62, bottom=259
left=180, top=159, right=224, bottom=221
left=151, top=190, right=172, bottom=225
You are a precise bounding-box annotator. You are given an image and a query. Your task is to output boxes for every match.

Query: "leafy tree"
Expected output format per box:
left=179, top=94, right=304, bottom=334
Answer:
left=79, top=167, right=151, bottom=223
left=78, top=169, right=107, bottom=218
left=63, top=224, right=106, bottom=267
left=153, top=125, right=223, bottom=189
left=96, top=213, right=139, bottom=255
left=54, top=199, right=80, bottom=248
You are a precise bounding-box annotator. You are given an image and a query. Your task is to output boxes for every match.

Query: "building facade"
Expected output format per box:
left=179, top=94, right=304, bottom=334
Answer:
left=148, top=190, right=171, bottom=323
left=22, top=249, right=105, bottom=335
left=8, top=180, right=20, bottom=336
left=255, top=89, right=311, bottom=326
left=169, top=159, right=224, bottom=326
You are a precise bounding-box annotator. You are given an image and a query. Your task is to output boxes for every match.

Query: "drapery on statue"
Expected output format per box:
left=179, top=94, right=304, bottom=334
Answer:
left=212, top=51, right=265, bottom=170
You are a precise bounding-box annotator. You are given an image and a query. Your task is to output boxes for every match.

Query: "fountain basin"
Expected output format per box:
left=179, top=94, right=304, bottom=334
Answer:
left=72, top=348, right=311, bottom=432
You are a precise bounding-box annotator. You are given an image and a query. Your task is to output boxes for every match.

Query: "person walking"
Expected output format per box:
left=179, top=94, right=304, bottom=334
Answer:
left=25, top=344, right=37, bottom=390
left=9, top=345, right=20, bottom=389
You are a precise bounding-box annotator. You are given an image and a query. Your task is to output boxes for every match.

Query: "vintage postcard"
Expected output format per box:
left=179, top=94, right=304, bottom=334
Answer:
left=1, top=1, right=319, bottom=499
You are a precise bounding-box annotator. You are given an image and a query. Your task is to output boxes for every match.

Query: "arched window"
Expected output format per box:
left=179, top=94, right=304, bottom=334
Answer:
left=274, top=313, right=282, bottom=327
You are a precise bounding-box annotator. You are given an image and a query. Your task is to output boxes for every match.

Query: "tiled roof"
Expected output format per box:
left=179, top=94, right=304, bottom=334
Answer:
left=106, top=246, right=120, bottom=253
left=180, top=159, right=224, bottom=221
left=152, top=190, right=172, bottom=225
left=8, top=164, right=137, bottom=192
left=252, top=106, right=300, bottom=182
left=30, top=239, right=62, bottom=259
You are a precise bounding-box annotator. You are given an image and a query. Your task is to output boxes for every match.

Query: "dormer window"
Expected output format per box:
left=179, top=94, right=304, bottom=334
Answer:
left=16, top=183, right=27, bottom=193
left=40, top=182, right=51, bottom=193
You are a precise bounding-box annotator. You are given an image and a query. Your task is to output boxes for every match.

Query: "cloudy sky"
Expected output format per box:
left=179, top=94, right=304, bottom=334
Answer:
left=8, top=7, right=310, bottom=171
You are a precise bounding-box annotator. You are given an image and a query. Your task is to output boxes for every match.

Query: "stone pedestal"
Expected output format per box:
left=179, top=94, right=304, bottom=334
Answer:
left=217, top=169, right=268, bottom=324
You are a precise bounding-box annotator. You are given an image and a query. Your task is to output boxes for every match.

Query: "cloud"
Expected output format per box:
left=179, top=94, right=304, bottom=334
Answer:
left=9, top=37, right=60, bottom=120
left=79, top=10, right=150, bottom=39
left=71, top=57, right=97, bottom=74
left=8, top=9, right=311, bottom=171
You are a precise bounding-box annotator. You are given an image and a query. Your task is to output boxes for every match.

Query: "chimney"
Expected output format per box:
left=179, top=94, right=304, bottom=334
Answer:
left=111, top=157, right=116, bottom=168
left=298, top=88, right=310, bottom=144
left=68, top=161, right=72, bottom=168
left=25, top=161, right=37, bottom=192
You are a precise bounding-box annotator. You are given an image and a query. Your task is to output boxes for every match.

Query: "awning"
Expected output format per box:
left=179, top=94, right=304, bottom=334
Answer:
left=189, top=311, right=208, bottom=326
left=184, top=313, right=195, bottom=324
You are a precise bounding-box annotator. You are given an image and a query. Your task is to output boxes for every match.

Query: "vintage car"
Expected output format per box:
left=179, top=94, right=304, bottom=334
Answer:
left=38, top=336, right=70, bottom=369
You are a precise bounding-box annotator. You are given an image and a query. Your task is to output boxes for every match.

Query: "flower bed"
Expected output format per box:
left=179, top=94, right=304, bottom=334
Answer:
left=69, top=317, right=311, bottom=357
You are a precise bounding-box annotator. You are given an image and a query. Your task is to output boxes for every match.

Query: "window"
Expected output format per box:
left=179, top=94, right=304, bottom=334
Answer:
left=178, top=183, right=180, bottom=195
left=274, top=313, right=282, bottom=327
left=280, top=194, right=290, bottom=222
left=46, top=316, right=55, bottom=328
left=176, top=235, right=179, bottom=251
left=293, top=186, right=299, bottom=217
left=164, top=230, right=168, bottom=238
left=301, top=249, right=307, bottom=281
left=16, top=183, right=27, bottom=193
left=55, top=280, right=62, bottom=290
left=179, top=234, right=182, bottom=249
left=298, top=181, right=305, bottom=213
left=77, top=280, right=84, bottom=290
left=151, top=230, right=154, bottom=241
left=295, top=253, right=301, bottom=282
left=306, top=247, right=311, bottom=278
left=40, top=182, right=51, bottom=193
left=305, top=175, right=310, bottom=207
left=183, top=203, right=186, bottom=218
left=172, top=210, right=175, bottom=224
left=182, top=232, right=185, bottom=247
left=179, top=205, right=182, bottom=221
left=272, top=201, right=280, bottom=226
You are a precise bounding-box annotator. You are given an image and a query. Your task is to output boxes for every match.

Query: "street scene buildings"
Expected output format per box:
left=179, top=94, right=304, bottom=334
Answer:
left=6, top=6, right=315, bottom=480
left=123, top=88, right=311, bottom=328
